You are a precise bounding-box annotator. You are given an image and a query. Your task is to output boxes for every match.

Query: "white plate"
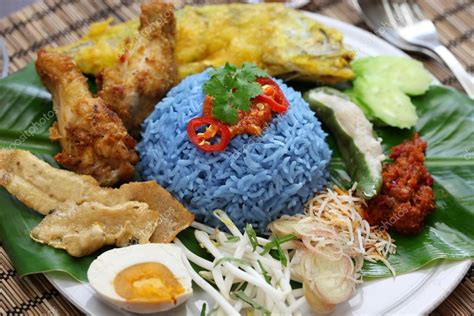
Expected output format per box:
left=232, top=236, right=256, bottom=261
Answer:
left=45, top=12, right=471, bottom=316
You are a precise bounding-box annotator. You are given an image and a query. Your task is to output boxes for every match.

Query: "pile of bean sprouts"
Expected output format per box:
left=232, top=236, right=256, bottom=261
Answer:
left=175, top=210, right=303, bottom=316
left=175, top=185, right=396, bottom=315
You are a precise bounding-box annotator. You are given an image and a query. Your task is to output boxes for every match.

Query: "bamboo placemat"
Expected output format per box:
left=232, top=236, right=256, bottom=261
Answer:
left=0, top=0, right=472, bottom=315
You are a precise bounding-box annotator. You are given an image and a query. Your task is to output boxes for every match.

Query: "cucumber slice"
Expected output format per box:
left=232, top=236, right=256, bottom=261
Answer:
left=352, top=56, right=432, bottom=96
left=354, top=77, right=418, bottom=129
left=344, top=88, right=374, bottom=120
left=305, top=87, right=384, bottom=199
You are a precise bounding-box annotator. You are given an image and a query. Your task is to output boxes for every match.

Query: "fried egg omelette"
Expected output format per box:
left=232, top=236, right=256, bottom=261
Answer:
left=58, top=4, right=354, bottom=83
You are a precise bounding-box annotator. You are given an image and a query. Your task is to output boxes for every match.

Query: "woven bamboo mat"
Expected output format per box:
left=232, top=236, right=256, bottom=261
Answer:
left=0, top=0, right=472, bottom=315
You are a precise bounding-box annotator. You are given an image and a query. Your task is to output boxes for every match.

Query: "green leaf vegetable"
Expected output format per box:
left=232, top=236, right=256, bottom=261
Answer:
left=203, top=63, right=268, bottom=125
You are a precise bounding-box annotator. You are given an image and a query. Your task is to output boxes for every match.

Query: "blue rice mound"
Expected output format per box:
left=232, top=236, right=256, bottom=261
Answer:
left=138, top=70, right=331, bottom=232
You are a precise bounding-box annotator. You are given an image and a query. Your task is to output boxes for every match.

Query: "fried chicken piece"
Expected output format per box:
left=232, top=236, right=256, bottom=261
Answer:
left=31, top=201, right=158, bottom=257
left=98, top=0, right=178, bottom=136
left=0, top=149, right=194, bottom=245
left=35, top=50, right=138, bottom=186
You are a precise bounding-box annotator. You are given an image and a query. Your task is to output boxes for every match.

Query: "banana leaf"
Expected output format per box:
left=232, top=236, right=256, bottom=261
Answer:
left=361, top=86, right=474, bottom=276
left=0, top=65, right=472, bottom=282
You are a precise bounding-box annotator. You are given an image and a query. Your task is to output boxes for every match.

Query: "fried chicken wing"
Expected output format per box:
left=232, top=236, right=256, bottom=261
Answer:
left=0, top=149, right=194, bottom=245
left=35, top=50, right=138, bottom=186
left=98, top=0, right=178, bottom=136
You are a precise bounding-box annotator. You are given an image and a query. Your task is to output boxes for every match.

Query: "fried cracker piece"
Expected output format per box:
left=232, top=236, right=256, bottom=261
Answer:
left=117, top=182, right=194, bottom=243
left=0, top=149, right=100, bottom=215
left=0, top=150, right=194, bottom=247
left=30, top=201, right=158, bottom=257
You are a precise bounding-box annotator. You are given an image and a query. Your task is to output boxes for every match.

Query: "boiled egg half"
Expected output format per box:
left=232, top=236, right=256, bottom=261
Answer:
left=88, top=244, right=193, bottom=314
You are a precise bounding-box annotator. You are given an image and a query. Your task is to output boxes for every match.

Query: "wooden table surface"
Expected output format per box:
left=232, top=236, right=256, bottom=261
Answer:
left=0, top=0, right=472, bottom=315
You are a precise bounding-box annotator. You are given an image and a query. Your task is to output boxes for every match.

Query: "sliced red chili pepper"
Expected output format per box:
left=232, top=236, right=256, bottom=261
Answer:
left=253, top=94, right=287, bottom=113
left=256, top=77, right=289, bottom=113
left=187, top=117, right=231, bottom=152
left=202, top=95, right=213, bottom=117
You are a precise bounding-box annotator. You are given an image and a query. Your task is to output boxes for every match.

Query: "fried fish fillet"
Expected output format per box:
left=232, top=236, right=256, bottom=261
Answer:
left=35, top=50, right=138, bottom=186
left=98, top=0, right=178, bottom=136
left=0, top=150, right=194, bottom=245
left=31, top=201, right=158, bottom=257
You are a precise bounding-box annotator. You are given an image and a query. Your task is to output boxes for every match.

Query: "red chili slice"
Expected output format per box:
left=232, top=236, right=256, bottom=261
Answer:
left=187, top=117, right=231, bottom=152
left=256, top=77, right=289, bottom=113
left=253, top=94, right=287, bottom=113
left=202, top=95, right=213, bottom=117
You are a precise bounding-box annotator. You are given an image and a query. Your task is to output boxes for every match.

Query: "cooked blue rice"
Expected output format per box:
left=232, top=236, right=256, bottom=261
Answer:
left=138, top=70, right=331, bottom=232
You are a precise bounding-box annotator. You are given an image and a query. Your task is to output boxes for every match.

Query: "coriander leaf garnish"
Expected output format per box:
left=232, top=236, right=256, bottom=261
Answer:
left=232, top=78, right=262, bottom=111
left=241, top=62, right=269, bottom=79
left=212, top=104, right=239, bottom=126
left=203, top=63, right=269, bottom=125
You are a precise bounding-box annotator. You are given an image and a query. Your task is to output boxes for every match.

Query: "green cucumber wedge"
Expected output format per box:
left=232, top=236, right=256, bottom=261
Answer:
left=349, top=56, right=433, bottom=129
left=352, top=56, right=432, bottom=96
left=353, top=77, right=418, bottom=129
left=305, top=87, right=384, bottom=199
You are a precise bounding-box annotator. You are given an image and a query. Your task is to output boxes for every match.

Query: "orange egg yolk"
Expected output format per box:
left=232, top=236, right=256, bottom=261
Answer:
left=114, top=262, right=185, bottom=303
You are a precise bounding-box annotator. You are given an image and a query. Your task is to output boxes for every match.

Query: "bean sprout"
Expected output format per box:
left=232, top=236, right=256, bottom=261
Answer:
left=175, top=212, right=298, bottom=315
left=176, top=186, right=396, bottom=314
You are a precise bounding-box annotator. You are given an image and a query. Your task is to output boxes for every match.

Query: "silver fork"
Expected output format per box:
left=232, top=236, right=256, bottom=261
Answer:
left=387, top=0, right=474, bottom=97
left=0, top=38, right=8, bottom=78
left=352, top=0, right=442, bottom=63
